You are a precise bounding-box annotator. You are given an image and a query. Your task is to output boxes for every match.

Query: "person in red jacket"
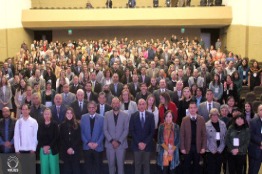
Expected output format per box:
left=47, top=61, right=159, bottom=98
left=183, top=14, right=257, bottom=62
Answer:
left=158, top=92, right=178, bottom=124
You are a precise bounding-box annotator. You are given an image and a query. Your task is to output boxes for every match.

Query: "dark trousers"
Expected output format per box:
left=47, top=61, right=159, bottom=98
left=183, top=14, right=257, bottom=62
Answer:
left=134, top=151, right=151, bottom=174
left=83, top=150, right=103, bottom=174
left=228, top=153, right=246, bottom=174
left=206, top=152, right=222, bottom=174
left=162, top=166, right=175, bottom=174
left=248, top=156, right=262, bottom=174
left=63, top=156, right=81, bottom=174
left=183, top=145, right=200, bottom=174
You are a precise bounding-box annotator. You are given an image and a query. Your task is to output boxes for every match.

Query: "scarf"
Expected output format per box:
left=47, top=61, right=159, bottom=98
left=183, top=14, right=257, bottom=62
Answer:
left=163, top=123, right=175, bottom=166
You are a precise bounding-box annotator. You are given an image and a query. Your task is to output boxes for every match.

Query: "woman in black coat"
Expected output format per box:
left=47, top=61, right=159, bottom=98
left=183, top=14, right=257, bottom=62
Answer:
left=60, top=107, right=82, bottom=174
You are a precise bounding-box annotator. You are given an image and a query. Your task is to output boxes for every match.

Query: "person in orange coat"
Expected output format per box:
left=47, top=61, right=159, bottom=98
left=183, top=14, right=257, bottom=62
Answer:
left=158, top=92, right=178, bottom=124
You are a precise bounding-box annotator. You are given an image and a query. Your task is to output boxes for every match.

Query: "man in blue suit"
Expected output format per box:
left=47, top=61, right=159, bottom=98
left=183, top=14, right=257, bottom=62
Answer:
left=248, top=104, right=262, bottom=174
left=129, top=99, right=155, bottom=174
left=50, top=94, right=67, bottom=125
left=81, top=101, right=104, bottom=174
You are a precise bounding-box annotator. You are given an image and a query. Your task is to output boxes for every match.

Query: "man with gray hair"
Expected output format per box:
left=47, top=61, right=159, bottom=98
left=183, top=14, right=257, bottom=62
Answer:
left=50, top=94, right=67, bottom=125
left=70, top=89, right=88, bottom=121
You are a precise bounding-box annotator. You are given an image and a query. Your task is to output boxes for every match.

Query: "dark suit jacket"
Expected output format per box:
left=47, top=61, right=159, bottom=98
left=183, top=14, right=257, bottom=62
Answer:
left=120, top=75, right=133, bottom=85
left=0, top=118, right=16, bottom=153
left=96, top=104, right=112, bottom=116
left=50, top=104, right=68, bottom=124
left=92, top=81, right=102, bottom=94
left=138, top=75, right=150, bottom=86
left=153, top=89, right=174, bottom=106
left=84, top=91, right=98, bottom=103
left=69, top=84, right=83, bottom=94
left=248, top=117, right=262, bottom=160
left=59, top=121, right=82, bottom=160
left=70, top=100, right=88, bottom=120
left=24, top=69, right=34, bottom=79
left=135, top=91, right=151, bottom=103
left=128, top=82, right=141, bottom=98
left=129, top=111, right=155, bottom=152
left=74, top=67, right=82, bottom=76
left=109, top=83, right=123, bottom=97
left=172, top=90, right=182, bottom=106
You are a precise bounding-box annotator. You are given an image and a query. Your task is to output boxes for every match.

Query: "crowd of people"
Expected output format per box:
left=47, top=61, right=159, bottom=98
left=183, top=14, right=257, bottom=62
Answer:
left=0, top=35, right=261, bottom=174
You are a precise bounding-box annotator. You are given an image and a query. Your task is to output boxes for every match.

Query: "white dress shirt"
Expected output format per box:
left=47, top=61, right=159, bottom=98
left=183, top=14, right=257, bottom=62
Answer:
left=14, top=116, right=38, bottom=152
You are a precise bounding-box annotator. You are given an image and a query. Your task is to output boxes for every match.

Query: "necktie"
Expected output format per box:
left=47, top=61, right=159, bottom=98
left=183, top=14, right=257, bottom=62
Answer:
left=191, top=116, right=196, bottom=121
left=92, top=82, right=95, bottom=92
left=114, top=84, right=118, bottom=94
left=100, top=105, right=104, bottom=116
left=57, top=106, right=60, bottom=118
left=87, top=93, right=90, bottom=102
left=142, top=76, right=145, bottom=82
left=65, top=93, right=67, bottom=99
left=141, top=113, right=145, bottom=128
left=79, top=102, right=83, bottom=111
left=208, top=103, right=212, bottom=112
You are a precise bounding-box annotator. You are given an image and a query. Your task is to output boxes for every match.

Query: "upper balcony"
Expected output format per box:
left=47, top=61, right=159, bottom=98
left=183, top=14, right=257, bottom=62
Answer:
left=22, top=6, right=232, bottom=29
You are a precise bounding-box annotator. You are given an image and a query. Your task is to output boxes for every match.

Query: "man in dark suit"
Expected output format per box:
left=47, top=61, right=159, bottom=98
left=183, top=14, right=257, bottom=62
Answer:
left=84, top=82, right=98, bottom=103
left=248, top=104, right=262, bottom=174
left=81, top=101, right=104, bottom=174
left=24, top=63, right=35, bottom=79
left=153, top=79, right=174, bottom=106
left=71, top=89, right=88, bottom=121
left=138, top=67, right=150, bottom=86
left=111, top=63, right=123, bottom=78
left=128, top=74, right=140, bottom=98
left=70, top=76, right=83, bottom=94
left=97, top=92, right=112, bottom=117
left=50, top=94, right=67, bottom=125
left=74, top=60, right=82, bottom=76
left=198, top=89, right=221, bottom=122
left=167, top=71, right=178, bottom=91
left=30, top=93, right=46, bottom=123
left=109, top=73, right=123, bottom=97
left=0, top=107, right=16, bottom=153
left=129, top=99, right=155, bottom=174
left=90, top=71, right=102, bottom=94
left=135, top=83, right=151, bottom=103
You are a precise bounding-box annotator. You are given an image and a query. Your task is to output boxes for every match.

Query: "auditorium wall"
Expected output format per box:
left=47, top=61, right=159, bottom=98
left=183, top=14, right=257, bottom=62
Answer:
left=222, top=0, right=262, bottom=60
left=0, top=0, right=32, bottom=62
left=53, top=27, right=201, bottom=42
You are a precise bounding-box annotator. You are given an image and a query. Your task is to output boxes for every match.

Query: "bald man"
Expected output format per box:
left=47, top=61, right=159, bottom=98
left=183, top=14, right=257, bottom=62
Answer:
left=0, top=107, right=16, bottom=153
left=104, top=97, right=129, bottom=174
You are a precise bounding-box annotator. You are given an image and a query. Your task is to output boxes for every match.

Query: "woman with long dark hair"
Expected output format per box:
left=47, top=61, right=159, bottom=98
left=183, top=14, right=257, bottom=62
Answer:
left=248, top=60, right=262, bottom=91
left=60, top=107, right=81, bottom=174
